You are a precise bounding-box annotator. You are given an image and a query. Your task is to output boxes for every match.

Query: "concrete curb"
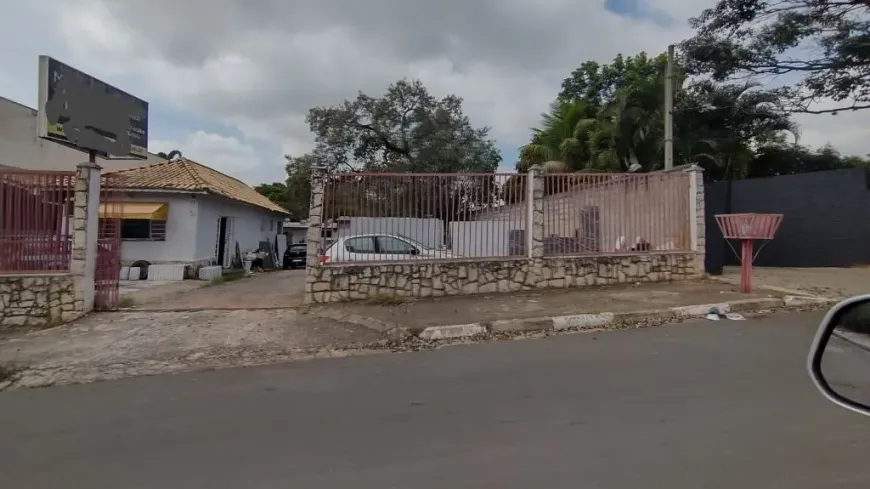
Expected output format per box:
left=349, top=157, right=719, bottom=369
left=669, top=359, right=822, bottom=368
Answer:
left=409, top=295, right=838, bottom=341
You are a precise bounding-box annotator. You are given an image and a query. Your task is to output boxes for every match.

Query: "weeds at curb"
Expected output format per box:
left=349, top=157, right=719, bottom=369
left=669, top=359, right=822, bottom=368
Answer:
left=207, top=272, right=246, bottom=287
left=0, top=363, right=22, bottom=384
left=364, top=293, right=407, bottom=306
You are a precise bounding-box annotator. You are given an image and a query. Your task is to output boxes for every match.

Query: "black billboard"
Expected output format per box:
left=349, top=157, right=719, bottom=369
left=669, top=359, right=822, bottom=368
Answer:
left=37, top=55, right=149, bottom=159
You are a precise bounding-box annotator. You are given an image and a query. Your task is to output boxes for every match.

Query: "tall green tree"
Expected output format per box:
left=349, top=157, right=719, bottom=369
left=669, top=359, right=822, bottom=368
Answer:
left=517, top=99, right=597, bottom=172
left=558, top=53, right=668, bottom=112
left=280, top=79, right=503, bottom=221
left=675, top=81, right=799, bottom=179
left=253, top=182, right=290, bottom=209
left=522, top=52, right=800, bottom=178
left=749, top=144, right=869, bottom=178
left=307, top=78, right=501, bottom=173
left=682, top=0, right=870, bottom=114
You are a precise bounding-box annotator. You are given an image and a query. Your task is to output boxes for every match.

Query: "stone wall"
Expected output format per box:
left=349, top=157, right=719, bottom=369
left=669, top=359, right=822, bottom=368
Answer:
left=306, top=252, right=697, bottom=303
left=0, top=274, right=82, bottom=331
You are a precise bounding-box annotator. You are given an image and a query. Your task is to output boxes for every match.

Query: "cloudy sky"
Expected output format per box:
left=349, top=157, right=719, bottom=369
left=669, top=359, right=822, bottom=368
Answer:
left=1, top=0, right=867, bottom=184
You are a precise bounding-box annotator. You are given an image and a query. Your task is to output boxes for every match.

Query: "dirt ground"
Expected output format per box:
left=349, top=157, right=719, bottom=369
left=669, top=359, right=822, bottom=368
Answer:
left=130, top=269, right=306, bottom=310
left=715, top=266, right=870, bottom=299
left=312, top=280, right=781, bottom=329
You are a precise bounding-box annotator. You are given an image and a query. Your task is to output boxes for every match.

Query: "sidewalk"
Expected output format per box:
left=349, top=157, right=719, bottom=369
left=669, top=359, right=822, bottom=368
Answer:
left=0, top=278, right=831, bottom=389
left=713, top=266, right=870, bottom=299
left=309, top=279, right=829, bottom=340
left=0, top=309, right=382, bottom=389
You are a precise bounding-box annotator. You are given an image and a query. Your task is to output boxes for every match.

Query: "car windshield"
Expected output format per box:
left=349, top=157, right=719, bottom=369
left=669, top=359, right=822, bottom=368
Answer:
left=290, top=244, right=306, bottom=250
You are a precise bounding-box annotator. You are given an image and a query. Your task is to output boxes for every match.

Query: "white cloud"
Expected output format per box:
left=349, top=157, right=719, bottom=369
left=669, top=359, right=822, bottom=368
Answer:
left=1, top=0, right=867, bottom=184
left=150, top=131, right=276, bottom=184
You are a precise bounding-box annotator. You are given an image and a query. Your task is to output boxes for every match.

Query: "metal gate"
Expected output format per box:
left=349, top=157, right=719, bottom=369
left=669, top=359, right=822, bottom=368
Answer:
left=94, top=175, right=123, bottom=311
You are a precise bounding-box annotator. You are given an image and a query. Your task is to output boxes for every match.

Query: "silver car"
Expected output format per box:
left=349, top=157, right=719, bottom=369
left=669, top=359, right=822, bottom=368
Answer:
left=319, top=234, right=460, bottom=264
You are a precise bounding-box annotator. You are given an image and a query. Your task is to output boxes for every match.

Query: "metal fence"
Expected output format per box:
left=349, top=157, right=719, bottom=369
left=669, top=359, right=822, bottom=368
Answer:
left=539, top=172, right=690, bottom=255
left=321, top=173, right=528, bottom=264
left=0, top=169, right=76, bottom=273
left=318, top=171, right=692, bottom=264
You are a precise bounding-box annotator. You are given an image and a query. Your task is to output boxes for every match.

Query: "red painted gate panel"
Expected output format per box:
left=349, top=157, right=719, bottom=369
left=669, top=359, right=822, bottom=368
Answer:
left=94, top=176, right=124, bottom=311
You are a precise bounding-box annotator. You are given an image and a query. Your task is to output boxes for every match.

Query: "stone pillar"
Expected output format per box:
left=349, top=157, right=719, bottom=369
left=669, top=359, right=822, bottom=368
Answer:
left=69, top=161, right=101, bottom=317
left=529, top=165, right=545, bottom=260
left=685, top=165, right=705, bottom=277
left=304, top=165, right=327, bottom=304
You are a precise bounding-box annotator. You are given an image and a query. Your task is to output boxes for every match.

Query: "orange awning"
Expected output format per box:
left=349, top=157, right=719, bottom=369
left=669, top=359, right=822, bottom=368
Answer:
left=99, top=202, right=168, bottom=220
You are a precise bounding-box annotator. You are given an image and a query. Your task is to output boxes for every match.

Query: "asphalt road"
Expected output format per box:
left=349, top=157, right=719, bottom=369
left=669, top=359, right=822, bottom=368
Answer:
left=3, top=312, right=870, bottom=489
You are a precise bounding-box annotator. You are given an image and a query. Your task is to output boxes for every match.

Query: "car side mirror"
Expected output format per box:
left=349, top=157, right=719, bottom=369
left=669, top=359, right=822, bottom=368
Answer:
left=808, top=294, right=870, bottom=417
left=410, top=248, right=419, bottom=256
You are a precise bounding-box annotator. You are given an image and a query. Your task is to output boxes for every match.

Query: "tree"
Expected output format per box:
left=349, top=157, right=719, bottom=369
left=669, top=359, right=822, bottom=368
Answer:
left=283, top=153, right=317, bottom=220
left=299, top=79, right=503, bottom=224
left=748, top=144, right=868, bottom=178
left=524, top=52, right=800, bottom=179
left=253, top=182, right=291, bottom=211
left=675, top=81, right=799, bottom=180
left=306, top=78, right=501, bottom=173
left=517, top=99, right=598, bottom=172
left=558, top=53, right=668, bottom=112
left=682, top=0, right=870, bottom=114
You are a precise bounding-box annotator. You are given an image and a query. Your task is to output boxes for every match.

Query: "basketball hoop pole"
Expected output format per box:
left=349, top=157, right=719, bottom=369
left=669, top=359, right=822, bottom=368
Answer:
left=715, top=213, right=784, bottom=294
left=740, top=238, right=753, bottom=293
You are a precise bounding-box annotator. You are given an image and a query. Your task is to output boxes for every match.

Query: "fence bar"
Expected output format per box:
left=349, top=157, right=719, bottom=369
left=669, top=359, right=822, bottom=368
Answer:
left=540, top=172, right=691, bottom=255
left=0, top=169, right=76, bottom=273
left=320, top=173, right=528, bottom=264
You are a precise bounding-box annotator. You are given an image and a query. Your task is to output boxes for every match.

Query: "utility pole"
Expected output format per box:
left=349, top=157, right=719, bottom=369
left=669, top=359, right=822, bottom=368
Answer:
left=664, top=44, right=674, bottom=170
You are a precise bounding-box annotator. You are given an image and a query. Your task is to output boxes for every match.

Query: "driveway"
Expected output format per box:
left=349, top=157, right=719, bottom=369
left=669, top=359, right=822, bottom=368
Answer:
left=3, top=312, right=870, bottom=488
left=134, top=269, right=306, bottom=310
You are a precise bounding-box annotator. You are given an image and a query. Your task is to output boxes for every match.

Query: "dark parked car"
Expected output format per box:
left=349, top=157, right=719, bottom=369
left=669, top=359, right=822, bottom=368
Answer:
left=283, top=243, right=307, bottom=269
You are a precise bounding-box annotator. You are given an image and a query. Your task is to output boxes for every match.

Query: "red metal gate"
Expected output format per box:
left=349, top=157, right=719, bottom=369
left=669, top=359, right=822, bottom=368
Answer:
left=94, top=175, right=124, bottom=311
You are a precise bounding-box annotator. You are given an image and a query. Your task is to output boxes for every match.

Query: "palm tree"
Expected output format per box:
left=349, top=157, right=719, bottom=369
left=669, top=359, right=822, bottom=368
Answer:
left=674, top=81, right=799, bottom=179
left=517, top=100, right=597, bottom=172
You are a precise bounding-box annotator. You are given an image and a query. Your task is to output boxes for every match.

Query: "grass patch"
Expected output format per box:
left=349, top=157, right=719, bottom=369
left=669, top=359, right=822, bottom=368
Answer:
left=207, top=271, right=246, bottom=286
left=0, top=363, right=22, bottom=384
left=365, top=293, right=406, bottom=306
left=117, top=296, right=136, bottom=308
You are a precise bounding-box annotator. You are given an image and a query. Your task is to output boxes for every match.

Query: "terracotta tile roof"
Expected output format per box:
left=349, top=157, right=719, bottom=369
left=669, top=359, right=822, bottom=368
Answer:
left=105, top=158, right=289, bottom=214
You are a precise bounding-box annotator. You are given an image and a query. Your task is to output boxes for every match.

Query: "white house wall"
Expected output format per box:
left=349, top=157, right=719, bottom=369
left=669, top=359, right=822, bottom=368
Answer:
left=119, top=192, right=199, bottom=264
left=0, top=96, right=164, bottom=171
left=194, top=194, right=286, bottom=263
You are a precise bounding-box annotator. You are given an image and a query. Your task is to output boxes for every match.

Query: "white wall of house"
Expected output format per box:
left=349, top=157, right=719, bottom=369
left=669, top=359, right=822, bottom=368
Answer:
left=194, top=194, right=286, bottom=264
left=0, top=96, right=164, bottom=171
left=118, top=192, right=200, bottom=264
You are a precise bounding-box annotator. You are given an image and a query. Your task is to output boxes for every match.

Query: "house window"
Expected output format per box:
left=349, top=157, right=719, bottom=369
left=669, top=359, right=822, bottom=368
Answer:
left=121, top=219, right=167, bottom=241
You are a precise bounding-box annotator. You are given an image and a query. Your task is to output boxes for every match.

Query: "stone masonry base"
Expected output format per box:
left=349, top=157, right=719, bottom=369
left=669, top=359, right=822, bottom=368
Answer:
left=0, top=274, right=84, bottom=332
left=305, top=252, right=699, bottom=304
